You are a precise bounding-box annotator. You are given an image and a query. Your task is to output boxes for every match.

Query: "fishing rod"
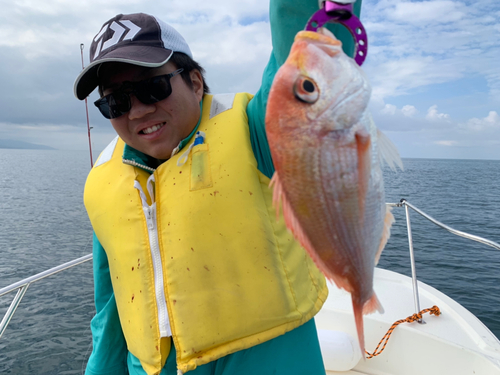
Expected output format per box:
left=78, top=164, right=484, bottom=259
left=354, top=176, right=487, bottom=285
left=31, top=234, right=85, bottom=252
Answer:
left=80, top=43, right=94, bottom=168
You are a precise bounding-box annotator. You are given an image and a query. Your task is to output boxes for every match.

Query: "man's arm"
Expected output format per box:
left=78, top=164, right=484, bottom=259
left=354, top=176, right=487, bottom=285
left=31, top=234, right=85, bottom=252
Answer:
left=85, top=233, right=128, bottom=375
left=247, top=0, right=363, bottom=179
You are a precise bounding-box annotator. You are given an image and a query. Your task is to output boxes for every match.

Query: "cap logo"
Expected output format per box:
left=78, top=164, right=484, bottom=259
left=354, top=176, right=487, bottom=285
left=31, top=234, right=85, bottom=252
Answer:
left=93, top=19, right=142, bottom=61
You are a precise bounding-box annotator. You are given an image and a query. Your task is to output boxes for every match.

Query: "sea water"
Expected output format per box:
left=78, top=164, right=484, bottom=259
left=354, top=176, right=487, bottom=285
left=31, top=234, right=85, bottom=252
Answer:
left=0, top=150, right=499, bottom=374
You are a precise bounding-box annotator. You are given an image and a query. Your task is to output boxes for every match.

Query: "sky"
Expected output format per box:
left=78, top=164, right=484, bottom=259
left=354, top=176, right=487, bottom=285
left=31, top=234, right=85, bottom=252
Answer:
left=0, top=0, right=499, bottom=160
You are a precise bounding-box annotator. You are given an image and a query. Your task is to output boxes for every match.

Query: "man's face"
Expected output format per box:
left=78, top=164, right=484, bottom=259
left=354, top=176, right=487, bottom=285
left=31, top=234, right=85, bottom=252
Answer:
left=100, top=61, right=204, bottom=160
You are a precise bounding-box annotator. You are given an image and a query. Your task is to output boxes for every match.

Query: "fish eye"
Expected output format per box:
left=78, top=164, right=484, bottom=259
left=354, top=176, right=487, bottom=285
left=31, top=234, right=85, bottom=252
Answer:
left=294, top=76, right=319, bottom=103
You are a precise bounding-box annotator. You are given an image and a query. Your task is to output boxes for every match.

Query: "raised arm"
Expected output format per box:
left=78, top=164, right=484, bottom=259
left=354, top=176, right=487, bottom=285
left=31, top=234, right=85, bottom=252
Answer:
left=247, top=0, right=363, bottom=179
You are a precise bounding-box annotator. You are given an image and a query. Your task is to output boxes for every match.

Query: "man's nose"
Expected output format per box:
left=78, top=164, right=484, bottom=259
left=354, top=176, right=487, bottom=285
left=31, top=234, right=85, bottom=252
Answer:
left=128, top=94, right=156, bottom=120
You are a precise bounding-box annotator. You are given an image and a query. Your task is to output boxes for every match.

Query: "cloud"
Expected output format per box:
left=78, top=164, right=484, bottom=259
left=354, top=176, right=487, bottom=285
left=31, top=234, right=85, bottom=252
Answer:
left=0, top=0, right=273, bottom=154
left=0, top=0, right=499, bottom=160
left=362, top=0, right=500, bottom=104
left=460, top=111, right=500, bottom=132
left=379, top=103, right=417, bottom=118
left=434, top=140, right=458, bottom=146
left=381, top=104, right=397, bottom=115
left=401, top=105, right=417, bottom=117
left=426, top=105, right=450, bottom=121
left=388, top=1, right=465, bottom=25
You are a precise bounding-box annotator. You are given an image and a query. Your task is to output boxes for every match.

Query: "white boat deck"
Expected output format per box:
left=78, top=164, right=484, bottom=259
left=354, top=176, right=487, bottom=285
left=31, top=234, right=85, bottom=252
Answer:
left=316, top=267, right=500, bottom=375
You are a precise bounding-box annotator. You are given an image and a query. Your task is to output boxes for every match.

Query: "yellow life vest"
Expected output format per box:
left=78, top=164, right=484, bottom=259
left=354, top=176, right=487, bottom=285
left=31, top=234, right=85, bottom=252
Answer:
left=84, top=93, right=328, bottom=375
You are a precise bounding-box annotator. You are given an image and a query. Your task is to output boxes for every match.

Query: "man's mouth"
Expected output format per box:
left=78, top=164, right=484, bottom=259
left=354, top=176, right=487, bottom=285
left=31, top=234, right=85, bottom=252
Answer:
left=140, top=122, right=166, bottom=135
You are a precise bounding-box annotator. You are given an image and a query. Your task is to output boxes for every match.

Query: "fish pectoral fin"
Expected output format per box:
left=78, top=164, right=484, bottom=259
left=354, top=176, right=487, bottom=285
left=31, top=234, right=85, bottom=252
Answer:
left=374, top=205, right=395, bottom=265
left=377, top=128, right=404, bottom=171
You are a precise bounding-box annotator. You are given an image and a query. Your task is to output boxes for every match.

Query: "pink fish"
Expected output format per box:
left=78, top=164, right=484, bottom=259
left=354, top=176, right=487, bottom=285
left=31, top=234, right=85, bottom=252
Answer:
left=265, top=29, right=403, bottom=352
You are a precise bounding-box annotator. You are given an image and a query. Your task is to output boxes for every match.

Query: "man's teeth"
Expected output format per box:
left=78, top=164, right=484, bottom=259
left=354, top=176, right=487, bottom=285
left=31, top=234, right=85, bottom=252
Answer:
left=142, top=122, right=165, bottom=134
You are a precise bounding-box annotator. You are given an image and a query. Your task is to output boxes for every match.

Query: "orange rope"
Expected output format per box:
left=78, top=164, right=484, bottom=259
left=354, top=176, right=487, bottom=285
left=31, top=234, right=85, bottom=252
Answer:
left=366, top=305, right=441, bottom=359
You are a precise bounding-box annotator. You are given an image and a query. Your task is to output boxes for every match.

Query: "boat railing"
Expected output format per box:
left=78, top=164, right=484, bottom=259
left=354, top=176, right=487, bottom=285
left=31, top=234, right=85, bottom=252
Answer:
left=1, top=200, right=499, bottom=339
left=388, top=199, right=500, bottom=323
left=0, top=253, right=93, bottom=339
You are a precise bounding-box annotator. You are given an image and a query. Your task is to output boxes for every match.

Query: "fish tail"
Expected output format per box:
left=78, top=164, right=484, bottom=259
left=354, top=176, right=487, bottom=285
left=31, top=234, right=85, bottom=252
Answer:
left=353, top=293, right=384, bottom=358
left=352, top=298, right=366, bottom=357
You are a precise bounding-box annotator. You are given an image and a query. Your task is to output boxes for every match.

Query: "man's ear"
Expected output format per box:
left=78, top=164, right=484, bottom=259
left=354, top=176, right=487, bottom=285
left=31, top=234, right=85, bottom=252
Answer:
left=190, top=69, right=204, bottom=101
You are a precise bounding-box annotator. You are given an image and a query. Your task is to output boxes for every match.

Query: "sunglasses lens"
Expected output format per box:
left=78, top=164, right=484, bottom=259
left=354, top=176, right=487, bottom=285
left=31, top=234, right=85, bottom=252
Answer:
left=136, top=76, right=173, bottom=104
left=94, top=91, right=130, bottom=119
left=95, top=69, right=182, bottom=119
left=108, top=92, right=131, bottom=119
left=94, top=98, right=112, bottom=119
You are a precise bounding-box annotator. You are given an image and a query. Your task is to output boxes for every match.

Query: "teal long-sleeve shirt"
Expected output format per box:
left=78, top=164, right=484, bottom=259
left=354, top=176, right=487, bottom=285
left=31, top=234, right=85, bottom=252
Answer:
left=85, top=1, right=362, bottom=374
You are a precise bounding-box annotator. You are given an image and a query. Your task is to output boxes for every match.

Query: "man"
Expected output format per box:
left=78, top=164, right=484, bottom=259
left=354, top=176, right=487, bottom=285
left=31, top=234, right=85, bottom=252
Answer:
left=75, top=1, right=361, bottom=374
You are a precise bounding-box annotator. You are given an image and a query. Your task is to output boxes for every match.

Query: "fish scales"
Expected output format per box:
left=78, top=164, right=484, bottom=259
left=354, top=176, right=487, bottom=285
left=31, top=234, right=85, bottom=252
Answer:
left=265, top=29, right=402, bottom=353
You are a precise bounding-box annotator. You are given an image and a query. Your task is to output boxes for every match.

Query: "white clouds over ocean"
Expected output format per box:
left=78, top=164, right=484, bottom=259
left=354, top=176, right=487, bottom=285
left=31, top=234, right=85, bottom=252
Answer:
left=0, top=0, right=498, bottom=160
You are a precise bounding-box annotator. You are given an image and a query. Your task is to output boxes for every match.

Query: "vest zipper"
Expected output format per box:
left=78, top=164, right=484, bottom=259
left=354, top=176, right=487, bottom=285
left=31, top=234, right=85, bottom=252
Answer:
left=135, top=177, right=172, bottom=337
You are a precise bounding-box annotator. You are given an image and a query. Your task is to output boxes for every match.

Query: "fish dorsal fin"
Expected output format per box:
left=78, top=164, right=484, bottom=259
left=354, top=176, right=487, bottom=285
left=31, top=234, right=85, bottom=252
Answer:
left=377, top=129, right=404, bottom=172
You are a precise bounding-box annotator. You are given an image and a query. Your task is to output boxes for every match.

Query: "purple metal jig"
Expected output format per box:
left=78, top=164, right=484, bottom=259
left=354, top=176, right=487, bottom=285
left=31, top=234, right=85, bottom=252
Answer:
left=305, top=1, right=368, bottom=66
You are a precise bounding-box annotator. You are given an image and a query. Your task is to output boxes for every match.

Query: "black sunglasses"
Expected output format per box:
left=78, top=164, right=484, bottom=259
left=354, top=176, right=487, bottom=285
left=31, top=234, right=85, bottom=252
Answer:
left=94, top=68, right=184, bottom=119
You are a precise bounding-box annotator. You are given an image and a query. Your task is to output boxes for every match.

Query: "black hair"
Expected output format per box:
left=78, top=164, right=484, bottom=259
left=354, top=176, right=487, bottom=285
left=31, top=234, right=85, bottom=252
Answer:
left=170, top=52, right=210, bottom=94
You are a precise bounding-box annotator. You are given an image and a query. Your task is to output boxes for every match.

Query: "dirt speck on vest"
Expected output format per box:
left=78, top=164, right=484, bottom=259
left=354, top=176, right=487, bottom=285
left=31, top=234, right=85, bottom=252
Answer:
left=131, top=267, right=134, bottom=271
left=213, top=190, right=220, bottom=197
left=249, top=191, right=253, bottom=195
left=187, top=268, right=190, bottom=271
left=131, top=294, right=134, bottom=302
left=204, top=266, right=210, bottom=271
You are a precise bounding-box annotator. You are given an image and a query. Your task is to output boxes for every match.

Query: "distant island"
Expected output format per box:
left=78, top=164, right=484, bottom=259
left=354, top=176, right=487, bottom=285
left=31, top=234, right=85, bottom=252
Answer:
left=0, top=139, right=55, bottom=150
